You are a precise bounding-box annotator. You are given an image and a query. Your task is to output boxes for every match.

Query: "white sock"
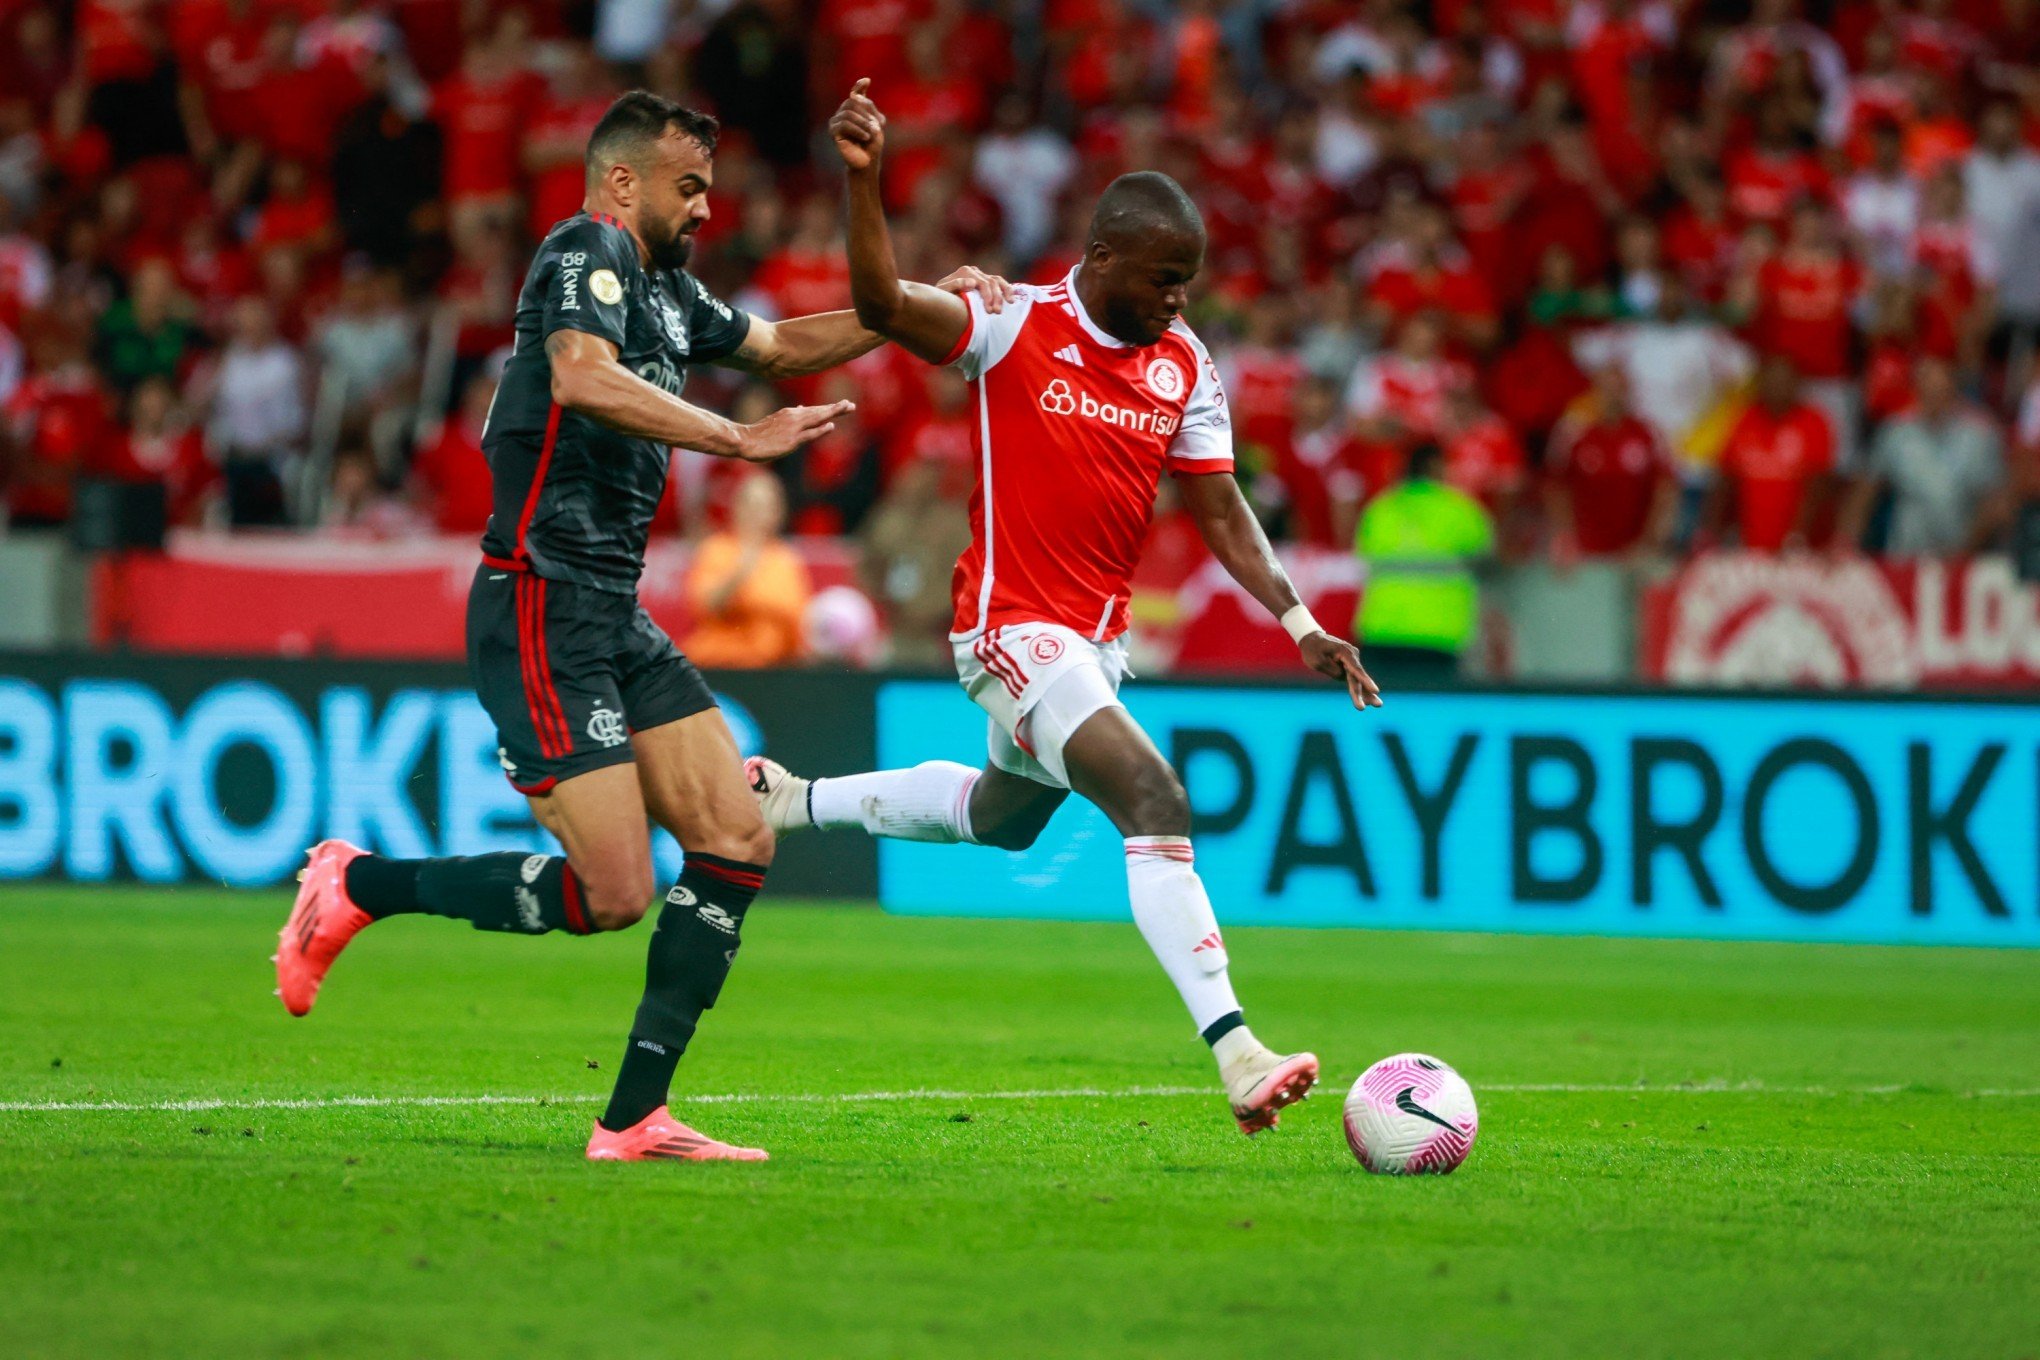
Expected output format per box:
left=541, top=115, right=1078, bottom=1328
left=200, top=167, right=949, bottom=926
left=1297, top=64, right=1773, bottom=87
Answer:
left=808, top=762, right=980, bottom=844
left=1124, top=836, right=1242, bottom=1034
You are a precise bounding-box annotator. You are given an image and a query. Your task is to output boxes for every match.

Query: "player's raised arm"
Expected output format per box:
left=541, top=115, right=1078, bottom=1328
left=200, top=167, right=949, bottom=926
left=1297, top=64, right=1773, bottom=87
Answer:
left=1176, top=469, right=1383, bottom=710
left=831, top=79, right=977, bottom=365
left=546, top=327, right=849, bottom=462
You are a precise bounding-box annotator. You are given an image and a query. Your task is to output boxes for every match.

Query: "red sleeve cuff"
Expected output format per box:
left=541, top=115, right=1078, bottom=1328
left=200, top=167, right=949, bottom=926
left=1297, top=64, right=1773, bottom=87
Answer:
left=934, top=302, right=975, bottom=367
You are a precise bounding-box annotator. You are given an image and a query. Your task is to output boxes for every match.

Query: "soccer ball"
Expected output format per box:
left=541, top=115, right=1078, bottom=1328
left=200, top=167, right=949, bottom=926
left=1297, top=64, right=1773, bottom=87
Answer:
left=1343, top=1053, right=1479, bottom=1175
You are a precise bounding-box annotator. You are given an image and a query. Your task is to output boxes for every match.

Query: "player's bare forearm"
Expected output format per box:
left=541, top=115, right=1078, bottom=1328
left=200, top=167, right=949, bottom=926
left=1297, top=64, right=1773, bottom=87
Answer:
left=547, top=329, right=849, bottom=462
left=724, top=312, right=884, bottom=379
left=1179, top=469, right=1382, bottom=708
left=549, top=329, right=747, bottom=455
left=843, top=168, right=969, bottom=362
left=834, top=80, right=971, bottom=365
left=1178, top=470, right=1301, bottom=619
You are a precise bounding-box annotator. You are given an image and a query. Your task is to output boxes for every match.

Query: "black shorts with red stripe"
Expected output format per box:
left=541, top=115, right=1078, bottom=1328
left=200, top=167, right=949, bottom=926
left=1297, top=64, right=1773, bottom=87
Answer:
left=467, top=562, right=716, bottom=795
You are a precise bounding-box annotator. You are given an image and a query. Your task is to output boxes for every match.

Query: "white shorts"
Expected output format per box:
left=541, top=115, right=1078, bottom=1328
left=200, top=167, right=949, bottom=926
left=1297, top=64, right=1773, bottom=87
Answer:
left=952, top=621, right=1132, bottom=789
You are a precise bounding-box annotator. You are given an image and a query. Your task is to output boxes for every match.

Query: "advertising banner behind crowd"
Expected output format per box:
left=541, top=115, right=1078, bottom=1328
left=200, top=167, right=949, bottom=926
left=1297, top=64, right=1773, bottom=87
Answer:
left=1641, top=552, right=2040, bottom=689
left=878, top=680, right=2040, bottom=947
left=0, top=654, right=877, bottom=896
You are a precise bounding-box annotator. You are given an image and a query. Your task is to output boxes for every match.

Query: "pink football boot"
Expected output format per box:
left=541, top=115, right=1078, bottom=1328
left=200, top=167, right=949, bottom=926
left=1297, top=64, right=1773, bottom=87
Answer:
left=585, top=1107, right=770, bottom=1162
left=274, top=839, right=374, bottom=1017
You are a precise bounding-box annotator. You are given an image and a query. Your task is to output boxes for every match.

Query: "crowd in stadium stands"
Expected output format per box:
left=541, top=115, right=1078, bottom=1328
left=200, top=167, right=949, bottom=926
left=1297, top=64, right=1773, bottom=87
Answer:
left=3, top=0, right=2039, bottom=583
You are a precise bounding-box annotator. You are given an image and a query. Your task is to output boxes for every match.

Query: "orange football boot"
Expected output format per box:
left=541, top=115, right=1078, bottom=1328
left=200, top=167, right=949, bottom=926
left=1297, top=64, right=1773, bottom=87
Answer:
left=274, top=839, right=374, bottom=1017
left=585, top=1106, right=770, bottom=1162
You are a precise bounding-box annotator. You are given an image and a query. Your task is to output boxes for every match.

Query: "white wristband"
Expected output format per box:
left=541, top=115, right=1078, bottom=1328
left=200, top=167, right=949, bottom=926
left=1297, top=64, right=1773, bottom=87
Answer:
left=1279, top=604, right=1321, bottom=645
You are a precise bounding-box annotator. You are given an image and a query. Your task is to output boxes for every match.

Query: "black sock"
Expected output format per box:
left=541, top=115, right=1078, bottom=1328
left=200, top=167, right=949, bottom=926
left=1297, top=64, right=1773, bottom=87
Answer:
left=345, top=856, right=421, bottom=917
left=345, top=852, right=595, bottom=934
left=1201, top=1010, right=1246, bottom=1047
left=601, top=853, right=766, bottom=1131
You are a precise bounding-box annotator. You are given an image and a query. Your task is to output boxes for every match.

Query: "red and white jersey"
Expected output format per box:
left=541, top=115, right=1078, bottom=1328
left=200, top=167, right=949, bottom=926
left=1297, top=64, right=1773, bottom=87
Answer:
left=942, top=269, right=1232, bottom=642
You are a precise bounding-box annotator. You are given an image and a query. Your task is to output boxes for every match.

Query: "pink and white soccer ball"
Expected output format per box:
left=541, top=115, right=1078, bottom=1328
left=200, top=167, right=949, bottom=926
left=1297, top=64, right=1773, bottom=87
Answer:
left=1343, top=1053, right=1479, bottom=1175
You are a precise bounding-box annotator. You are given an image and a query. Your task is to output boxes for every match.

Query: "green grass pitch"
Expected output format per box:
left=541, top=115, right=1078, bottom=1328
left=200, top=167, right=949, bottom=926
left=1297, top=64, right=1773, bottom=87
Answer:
left=2, top=888, right=2036, bottom=1359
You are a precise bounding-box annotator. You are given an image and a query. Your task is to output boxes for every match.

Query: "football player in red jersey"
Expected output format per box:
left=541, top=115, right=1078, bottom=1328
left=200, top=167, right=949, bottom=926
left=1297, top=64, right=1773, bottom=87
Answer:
left=749, top=82, right=1380, bottom=1137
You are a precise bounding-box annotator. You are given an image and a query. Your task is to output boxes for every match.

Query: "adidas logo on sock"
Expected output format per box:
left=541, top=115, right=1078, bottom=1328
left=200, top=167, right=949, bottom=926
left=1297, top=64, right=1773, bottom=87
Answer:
left=1052, top=344, right=1083, bottom=367
left=1192, top=931, right=1224, bottom=953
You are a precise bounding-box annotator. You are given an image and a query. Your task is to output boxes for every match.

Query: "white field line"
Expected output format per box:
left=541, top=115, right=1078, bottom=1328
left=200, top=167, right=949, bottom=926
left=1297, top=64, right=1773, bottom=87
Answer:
left=1, top=1081, right=2036, bottom=1115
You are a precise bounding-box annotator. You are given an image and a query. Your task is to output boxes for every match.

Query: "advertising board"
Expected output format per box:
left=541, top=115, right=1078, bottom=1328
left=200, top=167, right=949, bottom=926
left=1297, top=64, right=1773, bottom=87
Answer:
left=0, top=654, right=877, bottom=897
left=878, top=681, right=2040, bottom=947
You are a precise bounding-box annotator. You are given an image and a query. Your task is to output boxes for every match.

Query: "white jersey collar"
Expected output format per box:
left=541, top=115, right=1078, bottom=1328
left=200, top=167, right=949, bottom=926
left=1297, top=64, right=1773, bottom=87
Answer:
left=1063, top=267, right=1133, bottom=349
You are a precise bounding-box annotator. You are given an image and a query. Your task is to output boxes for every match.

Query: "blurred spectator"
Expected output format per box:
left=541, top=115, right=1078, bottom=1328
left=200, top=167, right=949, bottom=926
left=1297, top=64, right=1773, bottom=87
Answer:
left=333, top=62, right=444, bottom=268
left=315, top=265, right=417, bottom=451
left=684, top=471, right=812, bottom=668
left=321, top=444, right=420, bottom=535
left=1751, top=200, right=1863, bottom=470
left=1965, top=99, right=2040, bottom=380
left=1438, top=379, right=1526, bottom=520
left=200, top=295, right=303, bottom=526
left=1545, top=366, right=1677, bottom=563
left=408, top=369, right=496, bottom=534
left=523, top=47, right=612, bottom=242
left=1844, top=120, right=1919, bottom=279
left=860, top=458, right=972, bottom=669
left=1575, top=272, right=1752, bottom=497
left=1265, top=374, right=1365, bottom=548
left=93, top=258, right=199, bottom=396
left=93, top=375, right=213, bottom=525
left=3, top=331, right=110, bottom=528
left=696, top=1, right=814, bottom=170
left=1706, top=356, right=1836, bottom=553
left=781, top=372, right=882, bottom=535
left=1352, top=441, right=1494, bottom=683
left=1842, top=357, right=2009, bottom=555
left=975, top=95, right=1074, bottom=264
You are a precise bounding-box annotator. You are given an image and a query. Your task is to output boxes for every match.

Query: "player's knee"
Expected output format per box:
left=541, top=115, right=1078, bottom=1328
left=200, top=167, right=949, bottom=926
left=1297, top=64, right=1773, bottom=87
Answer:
left=582, top=860, right=656, bottom=931
left=690, top=812, right=777, bottom=869
left=976, top=816, right=1043, bottom=852
left=1124, top=766, right=1190, bottom=838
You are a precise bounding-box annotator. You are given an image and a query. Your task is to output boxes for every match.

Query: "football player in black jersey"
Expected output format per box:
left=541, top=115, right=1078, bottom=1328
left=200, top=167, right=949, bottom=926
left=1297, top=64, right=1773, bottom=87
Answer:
left=277, top=91, right=1011, bottom=1162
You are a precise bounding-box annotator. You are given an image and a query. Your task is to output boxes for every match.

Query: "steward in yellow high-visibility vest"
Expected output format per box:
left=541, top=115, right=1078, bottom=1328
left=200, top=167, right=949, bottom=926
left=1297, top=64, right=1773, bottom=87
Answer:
left=1353, top=442, right=1495, bottom=682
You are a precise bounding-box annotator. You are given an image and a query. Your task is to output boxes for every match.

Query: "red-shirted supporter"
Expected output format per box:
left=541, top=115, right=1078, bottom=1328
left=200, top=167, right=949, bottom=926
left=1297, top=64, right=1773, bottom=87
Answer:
left=883, top=365, right=975, bottom=487
left=1545, top=365, right=1675, bottom=560
left=91, top=374, right=214, bottom=524
left=752, top=196, right=853, bottom=320
left=1439, top=379, right=1526, bottom=513
left=408, top=369, right=496, bottom=534
left=431, top=25, right=540, bottom=215
left=249, top=159, right=338, bottom=256
left=1269, top=374, right=1366, bottom=546
left=817, top=0, right=929, bottom=97
left=1219, top=295, right=1308, bottom=455
left=523, top=48, right=615, bottom=243
left=4, top=333, right=112, bottom=527
left=1345, top=312, right=1474, bottom=454
left=1709, top=355, right=1837, bottom=551
left=1363, top=204, right=1499, bottom=351
left=877, top=27, right=989, bottom=212
left=1726, top=100, right=1831, bottom=227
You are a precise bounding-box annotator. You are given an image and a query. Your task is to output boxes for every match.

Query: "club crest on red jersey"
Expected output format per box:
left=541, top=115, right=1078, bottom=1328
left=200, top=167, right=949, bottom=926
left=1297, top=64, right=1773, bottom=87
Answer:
left=1144, top=356, right=1185, bottom=400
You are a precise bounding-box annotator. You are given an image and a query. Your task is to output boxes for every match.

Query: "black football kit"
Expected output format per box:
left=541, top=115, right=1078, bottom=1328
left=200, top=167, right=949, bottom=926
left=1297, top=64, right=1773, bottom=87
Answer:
left=471, top=210, right=752, bottom=792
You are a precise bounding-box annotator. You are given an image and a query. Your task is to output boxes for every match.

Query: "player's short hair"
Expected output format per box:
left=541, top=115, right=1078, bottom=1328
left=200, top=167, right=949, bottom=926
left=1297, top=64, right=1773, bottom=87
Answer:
left=1089, top=172, right=1204, bottom=250
left=586, top=91, right=720, bottom=176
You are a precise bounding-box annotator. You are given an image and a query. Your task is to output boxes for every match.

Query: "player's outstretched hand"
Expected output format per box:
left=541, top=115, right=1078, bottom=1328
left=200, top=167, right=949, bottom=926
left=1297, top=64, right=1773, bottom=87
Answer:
left=830, top=79, right=886, bottom=172
left=1302, top=632, right=1383, bottom=710
left=935, top=264, right=1016, bottom=314
left=738, top=400, right=854, bottom=463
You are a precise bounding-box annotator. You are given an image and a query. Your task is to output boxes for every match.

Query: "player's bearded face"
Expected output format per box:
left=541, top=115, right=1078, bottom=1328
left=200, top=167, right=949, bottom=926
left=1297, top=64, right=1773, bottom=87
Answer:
left=640, top=136, right=714, bottom=271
